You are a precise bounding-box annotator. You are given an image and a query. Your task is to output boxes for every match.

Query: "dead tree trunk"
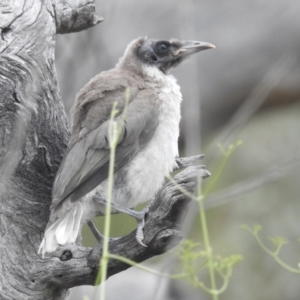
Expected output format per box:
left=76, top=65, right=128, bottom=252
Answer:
left=0, top=1, right=209, bottom=299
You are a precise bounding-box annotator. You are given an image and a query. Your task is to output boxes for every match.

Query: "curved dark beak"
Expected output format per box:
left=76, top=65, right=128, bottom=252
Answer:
left=173, top=41, right=215, bottom=57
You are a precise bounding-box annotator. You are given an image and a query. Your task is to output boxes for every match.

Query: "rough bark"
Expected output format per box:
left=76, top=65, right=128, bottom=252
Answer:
left=0, top=1, right=208, bottom=299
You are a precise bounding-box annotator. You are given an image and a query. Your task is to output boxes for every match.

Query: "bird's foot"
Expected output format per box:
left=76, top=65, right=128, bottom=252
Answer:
left=93, top=196, right=149, bottom=247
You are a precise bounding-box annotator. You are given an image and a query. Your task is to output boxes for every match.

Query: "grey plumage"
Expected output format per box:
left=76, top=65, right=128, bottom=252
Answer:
left=39, top=37, right=214, bottom=256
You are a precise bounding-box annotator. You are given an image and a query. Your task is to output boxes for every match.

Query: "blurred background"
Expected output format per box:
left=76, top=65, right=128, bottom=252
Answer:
left=55, top=0, right=300, bottom=299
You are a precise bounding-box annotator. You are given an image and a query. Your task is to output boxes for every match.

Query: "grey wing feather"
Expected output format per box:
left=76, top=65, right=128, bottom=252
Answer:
left=51, top=88, right=159, bottom=209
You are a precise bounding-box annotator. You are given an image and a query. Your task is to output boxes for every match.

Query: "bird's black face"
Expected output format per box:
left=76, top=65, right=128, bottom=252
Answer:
left=137, top=39, right=215, bottom=73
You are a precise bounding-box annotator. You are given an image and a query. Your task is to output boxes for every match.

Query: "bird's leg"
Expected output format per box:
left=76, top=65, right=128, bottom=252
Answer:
left=87, top=220, right=119, bottom=244
left=93, top=195, right=148, bottom=247
left=175, top=155, right=206, bottom=170
left=87, top=220, right=103, bottom=244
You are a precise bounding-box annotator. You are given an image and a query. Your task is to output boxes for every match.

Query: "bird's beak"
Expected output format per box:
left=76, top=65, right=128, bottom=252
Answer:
left=173, top=41, right=215, bottom=57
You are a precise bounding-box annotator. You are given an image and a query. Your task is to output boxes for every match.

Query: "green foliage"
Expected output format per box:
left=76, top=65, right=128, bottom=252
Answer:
left=241, top=224, right=300, bottom=274
left=176, top=240, right=206, bottom=287
left=176, top=240, right=243, bottom=293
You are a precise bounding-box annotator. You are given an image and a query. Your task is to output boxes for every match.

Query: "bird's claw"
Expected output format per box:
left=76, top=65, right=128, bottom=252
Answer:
left=136, top=215, right=148, bottom=247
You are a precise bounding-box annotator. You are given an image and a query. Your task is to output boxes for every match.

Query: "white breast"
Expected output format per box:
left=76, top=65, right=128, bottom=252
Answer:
left=120, top=66, right=182, bottom=208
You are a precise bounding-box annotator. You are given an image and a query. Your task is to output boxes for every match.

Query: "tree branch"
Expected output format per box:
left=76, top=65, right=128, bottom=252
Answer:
left=53, top=0, right=103, bottom=34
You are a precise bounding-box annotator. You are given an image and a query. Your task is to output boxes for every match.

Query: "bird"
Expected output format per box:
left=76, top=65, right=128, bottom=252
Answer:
left=38, top=37, right=215, bottom=257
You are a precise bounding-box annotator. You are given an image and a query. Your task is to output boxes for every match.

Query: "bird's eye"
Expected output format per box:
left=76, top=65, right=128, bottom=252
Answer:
left=159, top=44, right=168, bottom=51
left=156, top=42, right=170, bottom=53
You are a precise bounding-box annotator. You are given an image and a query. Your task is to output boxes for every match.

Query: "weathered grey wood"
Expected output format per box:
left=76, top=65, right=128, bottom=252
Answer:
left=175, top=154, right=205, bottom=169
left=0, top=1, right=99, bottom=299
left=54, top=0, right=103, bottom=34
left=0, top=1, right=209, bottom=299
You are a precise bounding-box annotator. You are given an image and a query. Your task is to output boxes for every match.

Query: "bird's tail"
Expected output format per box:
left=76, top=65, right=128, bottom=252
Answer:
left=38, top=202, right=83, bottom=258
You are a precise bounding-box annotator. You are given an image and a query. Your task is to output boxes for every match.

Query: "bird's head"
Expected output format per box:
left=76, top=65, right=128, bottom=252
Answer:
left=117, top=37, right=215, bottom=74
left=135, top=38, right=215, bottom=73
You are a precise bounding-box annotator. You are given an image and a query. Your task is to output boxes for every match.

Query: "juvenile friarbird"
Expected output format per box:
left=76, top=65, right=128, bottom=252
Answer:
left=39, top=37, right=214, bottom=257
